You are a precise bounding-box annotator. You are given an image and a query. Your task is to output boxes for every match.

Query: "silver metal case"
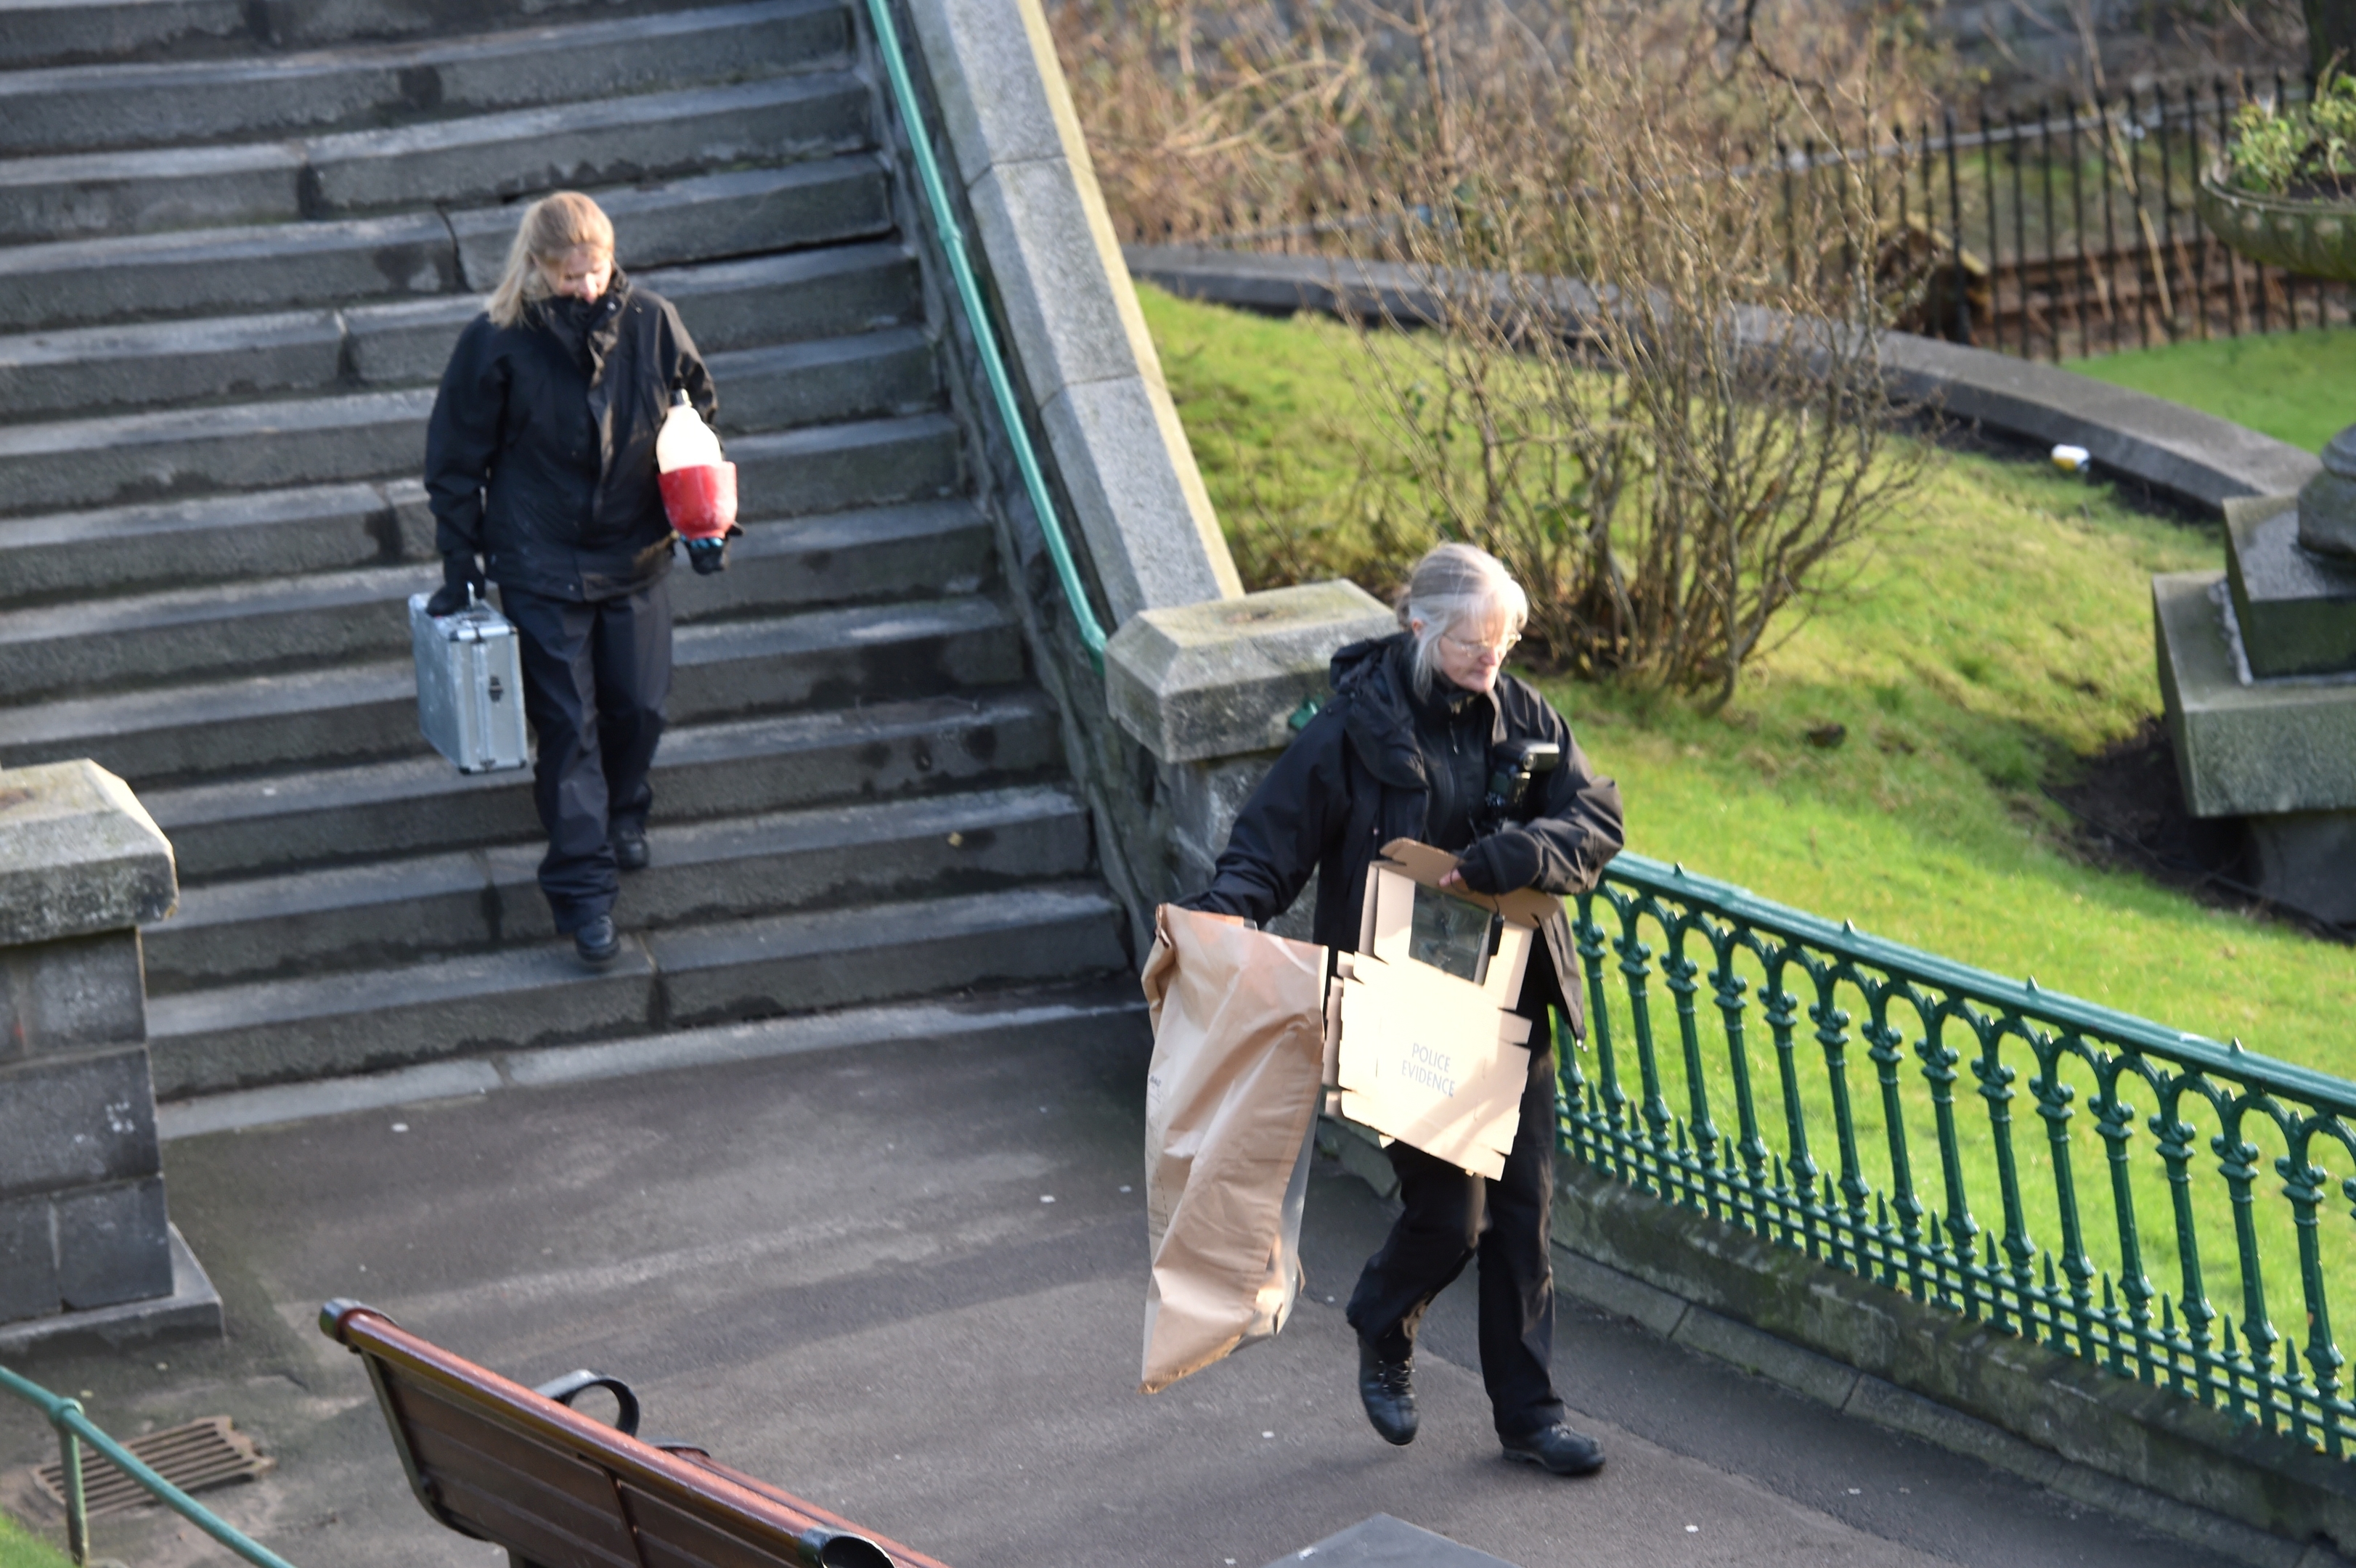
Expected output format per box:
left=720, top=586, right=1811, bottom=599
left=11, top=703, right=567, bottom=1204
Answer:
left=409, top=591, right=531, bottom=773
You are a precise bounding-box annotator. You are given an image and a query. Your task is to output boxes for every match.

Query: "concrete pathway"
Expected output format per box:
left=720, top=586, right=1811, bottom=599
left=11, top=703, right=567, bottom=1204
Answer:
left=0, top=1022, right=2266, bottom=1567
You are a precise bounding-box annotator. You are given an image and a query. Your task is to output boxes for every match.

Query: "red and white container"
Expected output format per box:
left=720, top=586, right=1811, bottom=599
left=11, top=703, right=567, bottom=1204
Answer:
left=655, top=389, right=738, bottom=541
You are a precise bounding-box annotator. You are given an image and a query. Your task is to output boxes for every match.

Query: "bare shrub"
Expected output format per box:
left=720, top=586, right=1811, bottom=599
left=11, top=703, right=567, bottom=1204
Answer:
left=1049, top=0, right=1937, bottom=706
left=1325, top=2, right=1933, bottom=706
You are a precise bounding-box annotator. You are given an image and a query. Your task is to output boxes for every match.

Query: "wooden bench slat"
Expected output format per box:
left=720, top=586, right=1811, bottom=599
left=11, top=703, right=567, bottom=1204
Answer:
left=428, top=1469, right=645, bottom=1568
left=674, top=1457, right=950, bottom=1568
left=392, top=1373, right=645, bottom=1530
left=624, top=1486, right=803, bottom=1568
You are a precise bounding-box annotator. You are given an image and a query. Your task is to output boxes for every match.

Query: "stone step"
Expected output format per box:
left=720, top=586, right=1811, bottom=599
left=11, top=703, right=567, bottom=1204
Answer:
left=0, top=244, right=921, bottom=420
left=0, top=72, right=873, bottom=244
left=345, top=243, right=922, bottom=390
left=154, top=978, right=1149, bottom=1136
left=144, top=880, right=1128, bottom=1096
left=0, top=159, right=892, bottom=333
left=0, top=544, right=1016, bottom=706
left=0, top=511, right=1004, bottom=776
left=2, top=0, right=761, bottom=70
left=145, top=782, right=1092, bottom=989
left=0, top=0, right=851, bottom=157
left=0, top=375, right=958, bottom=517
left=0, top=481, right=430, bottom=610
left=0, top=460, right=970, bottom=611
left=140, top=687, right=1061, bottom=881
left=0, top=311, right=934, bottom=428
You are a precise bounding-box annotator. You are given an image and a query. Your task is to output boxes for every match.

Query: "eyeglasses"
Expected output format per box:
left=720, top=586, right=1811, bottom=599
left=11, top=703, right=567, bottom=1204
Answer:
left=1439, top=629, right=1521, bottom=658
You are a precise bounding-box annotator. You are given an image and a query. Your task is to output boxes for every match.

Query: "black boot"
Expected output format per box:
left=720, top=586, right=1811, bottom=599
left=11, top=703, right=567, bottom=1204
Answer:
left=1500, top=1421, right=1605, bottom=1476
left=573, top=914, right=620, bottom=966
left=1357, top=1338, right=1417, bottom=1446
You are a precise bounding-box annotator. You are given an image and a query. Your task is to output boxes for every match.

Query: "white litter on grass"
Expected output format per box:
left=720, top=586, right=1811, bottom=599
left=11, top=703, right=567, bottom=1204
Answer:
left=2051, top=444, right=2091, bottom=473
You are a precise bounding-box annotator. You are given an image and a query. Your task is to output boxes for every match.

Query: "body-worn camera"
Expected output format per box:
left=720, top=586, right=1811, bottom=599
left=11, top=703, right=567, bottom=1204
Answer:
left=1478, top=739, right=1560, bottom=832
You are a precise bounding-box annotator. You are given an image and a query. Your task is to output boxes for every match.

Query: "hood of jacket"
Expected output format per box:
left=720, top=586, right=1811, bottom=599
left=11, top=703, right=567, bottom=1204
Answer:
left=1331, top=632, right=1507, bottom=793
left=531, top=273, right=630, bottom=384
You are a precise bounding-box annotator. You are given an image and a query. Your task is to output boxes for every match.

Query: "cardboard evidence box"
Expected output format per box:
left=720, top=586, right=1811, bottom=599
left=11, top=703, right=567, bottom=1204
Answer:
left=1326, top=840, right=1558, bottom=1180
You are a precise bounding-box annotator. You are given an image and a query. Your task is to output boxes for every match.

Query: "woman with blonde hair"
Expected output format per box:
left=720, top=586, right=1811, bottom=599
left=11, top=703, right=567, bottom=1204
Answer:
left=423, top=189, right=726, bottom=965
left=1187, top=542, right=1624, bottom=1476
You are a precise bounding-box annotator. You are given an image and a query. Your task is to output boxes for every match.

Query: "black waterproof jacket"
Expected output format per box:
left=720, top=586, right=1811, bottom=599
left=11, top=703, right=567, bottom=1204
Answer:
left=424, top=276, right=716, bottom=603
left=1189, top=633, right=1625, bottom=1036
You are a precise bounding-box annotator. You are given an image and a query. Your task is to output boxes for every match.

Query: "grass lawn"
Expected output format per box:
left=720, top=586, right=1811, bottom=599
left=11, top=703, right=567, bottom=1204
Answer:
left=1143, top=281, right=2349, bottom=1064
left=2068, top=325, right=2356, bottom=453
left=0, top=1513, right=68, bottom=1568
left=1143, top=283, right=2356, bottom=1350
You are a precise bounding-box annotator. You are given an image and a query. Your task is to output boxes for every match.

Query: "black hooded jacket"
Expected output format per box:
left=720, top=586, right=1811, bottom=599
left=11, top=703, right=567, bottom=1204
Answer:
left=424, top=275, right=717, bottom=603
left=1189, top=633, right=1624, bottom=1037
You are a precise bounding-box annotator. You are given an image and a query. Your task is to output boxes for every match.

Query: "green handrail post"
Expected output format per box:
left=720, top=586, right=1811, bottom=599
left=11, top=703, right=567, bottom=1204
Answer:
left=0, top=1362, right=300, bottom=1568
left=1570, top=850, right=2356, bottom=1458
left=59, top=1422, right=85, bottom=1567
left=858, top=0, right=1111, bottom=671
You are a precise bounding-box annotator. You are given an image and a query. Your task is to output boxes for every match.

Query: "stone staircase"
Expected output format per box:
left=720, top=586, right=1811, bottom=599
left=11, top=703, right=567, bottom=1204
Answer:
left=0, top=0, right=1138, bottom=1103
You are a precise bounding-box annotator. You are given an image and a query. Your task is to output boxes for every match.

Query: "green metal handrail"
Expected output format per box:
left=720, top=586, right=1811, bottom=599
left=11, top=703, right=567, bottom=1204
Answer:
left=1567, top=852, right=2356, bottom=1455
left=0, top=1363, right=298, bottom=1568
left=857, top=0, right=1110, bottom=670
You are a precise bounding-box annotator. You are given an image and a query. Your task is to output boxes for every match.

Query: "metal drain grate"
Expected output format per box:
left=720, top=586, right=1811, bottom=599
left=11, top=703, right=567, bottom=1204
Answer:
left=33, top=1416, right=272, bottom=1517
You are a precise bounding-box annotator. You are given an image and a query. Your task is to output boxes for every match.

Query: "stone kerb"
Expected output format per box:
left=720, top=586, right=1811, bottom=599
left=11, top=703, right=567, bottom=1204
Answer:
left=0, top=759, right=219, bottom=1350
left=901, top=0, right=1241, bottom=628
left=1122, top=245, right=2326, bottom=515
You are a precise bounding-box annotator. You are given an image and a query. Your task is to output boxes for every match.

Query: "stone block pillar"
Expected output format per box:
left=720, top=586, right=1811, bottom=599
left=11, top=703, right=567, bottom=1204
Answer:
left=1106, top=581, right=1398, bottom=934
left=2156, top=494, right=2356, bottom=926
left=0, top=759, right=217, bottom=1350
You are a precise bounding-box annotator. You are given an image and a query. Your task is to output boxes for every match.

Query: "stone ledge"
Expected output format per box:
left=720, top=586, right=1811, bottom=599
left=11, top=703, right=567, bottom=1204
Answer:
left=1107, top=581, right=1395, bottom=764
left=0, top=759, right=176, bottom=947
left=1123, top=245, right=2323, bottom=517
left=0, top=1225, right=220, bottom=1357
left=905, top=0, right=1241, bottom=624
left=1038, top=375, right=1236, bottom=624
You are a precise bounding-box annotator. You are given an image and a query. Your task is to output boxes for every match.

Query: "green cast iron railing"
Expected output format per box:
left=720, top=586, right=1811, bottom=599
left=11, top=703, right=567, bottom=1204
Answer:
left=858, top=0, right=1111, bottom=671
left=0, top=1362, right=298, bottom=1567
left=1568, top=852, right=2356, bottom=1455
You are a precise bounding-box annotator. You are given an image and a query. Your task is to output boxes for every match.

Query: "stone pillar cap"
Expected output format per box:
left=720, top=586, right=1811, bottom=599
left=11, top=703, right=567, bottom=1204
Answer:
left=1106, top=580, right=1398, bottom=764
left=0, top=760, right=177, bottom=947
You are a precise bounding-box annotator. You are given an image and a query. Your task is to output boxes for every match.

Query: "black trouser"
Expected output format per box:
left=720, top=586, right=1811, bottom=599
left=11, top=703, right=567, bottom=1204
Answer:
left=502, top=580, right=672, bottom=935
left=1345, top=1025, right=1565, bottom=1440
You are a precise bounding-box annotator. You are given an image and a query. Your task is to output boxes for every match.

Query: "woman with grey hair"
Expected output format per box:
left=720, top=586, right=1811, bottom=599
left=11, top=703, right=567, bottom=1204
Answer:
left=1186, top=541, right=1624, bottom=1476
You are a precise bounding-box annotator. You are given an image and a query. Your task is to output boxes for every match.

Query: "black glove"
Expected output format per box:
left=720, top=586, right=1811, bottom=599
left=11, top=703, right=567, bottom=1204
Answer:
left=1455, top=827, right=1544, bottom=895
left=685, top=525, right=741, bottom=576
left=425, top=553, right=486, bottom=616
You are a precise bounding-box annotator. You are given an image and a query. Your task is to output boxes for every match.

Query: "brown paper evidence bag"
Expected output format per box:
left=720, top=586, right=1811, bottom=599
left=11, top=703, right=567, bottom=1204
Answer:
left=1137, top=840, right=1557, bottom=1394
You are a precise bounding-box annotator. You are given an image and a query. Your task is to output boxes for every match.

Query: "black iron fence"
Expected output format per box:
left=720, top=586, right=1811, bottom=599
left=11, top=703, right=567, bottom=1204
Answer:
left=1820, top=75, right=2348, bottom=361
left=1147, top=74, right=2346, bottom=364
